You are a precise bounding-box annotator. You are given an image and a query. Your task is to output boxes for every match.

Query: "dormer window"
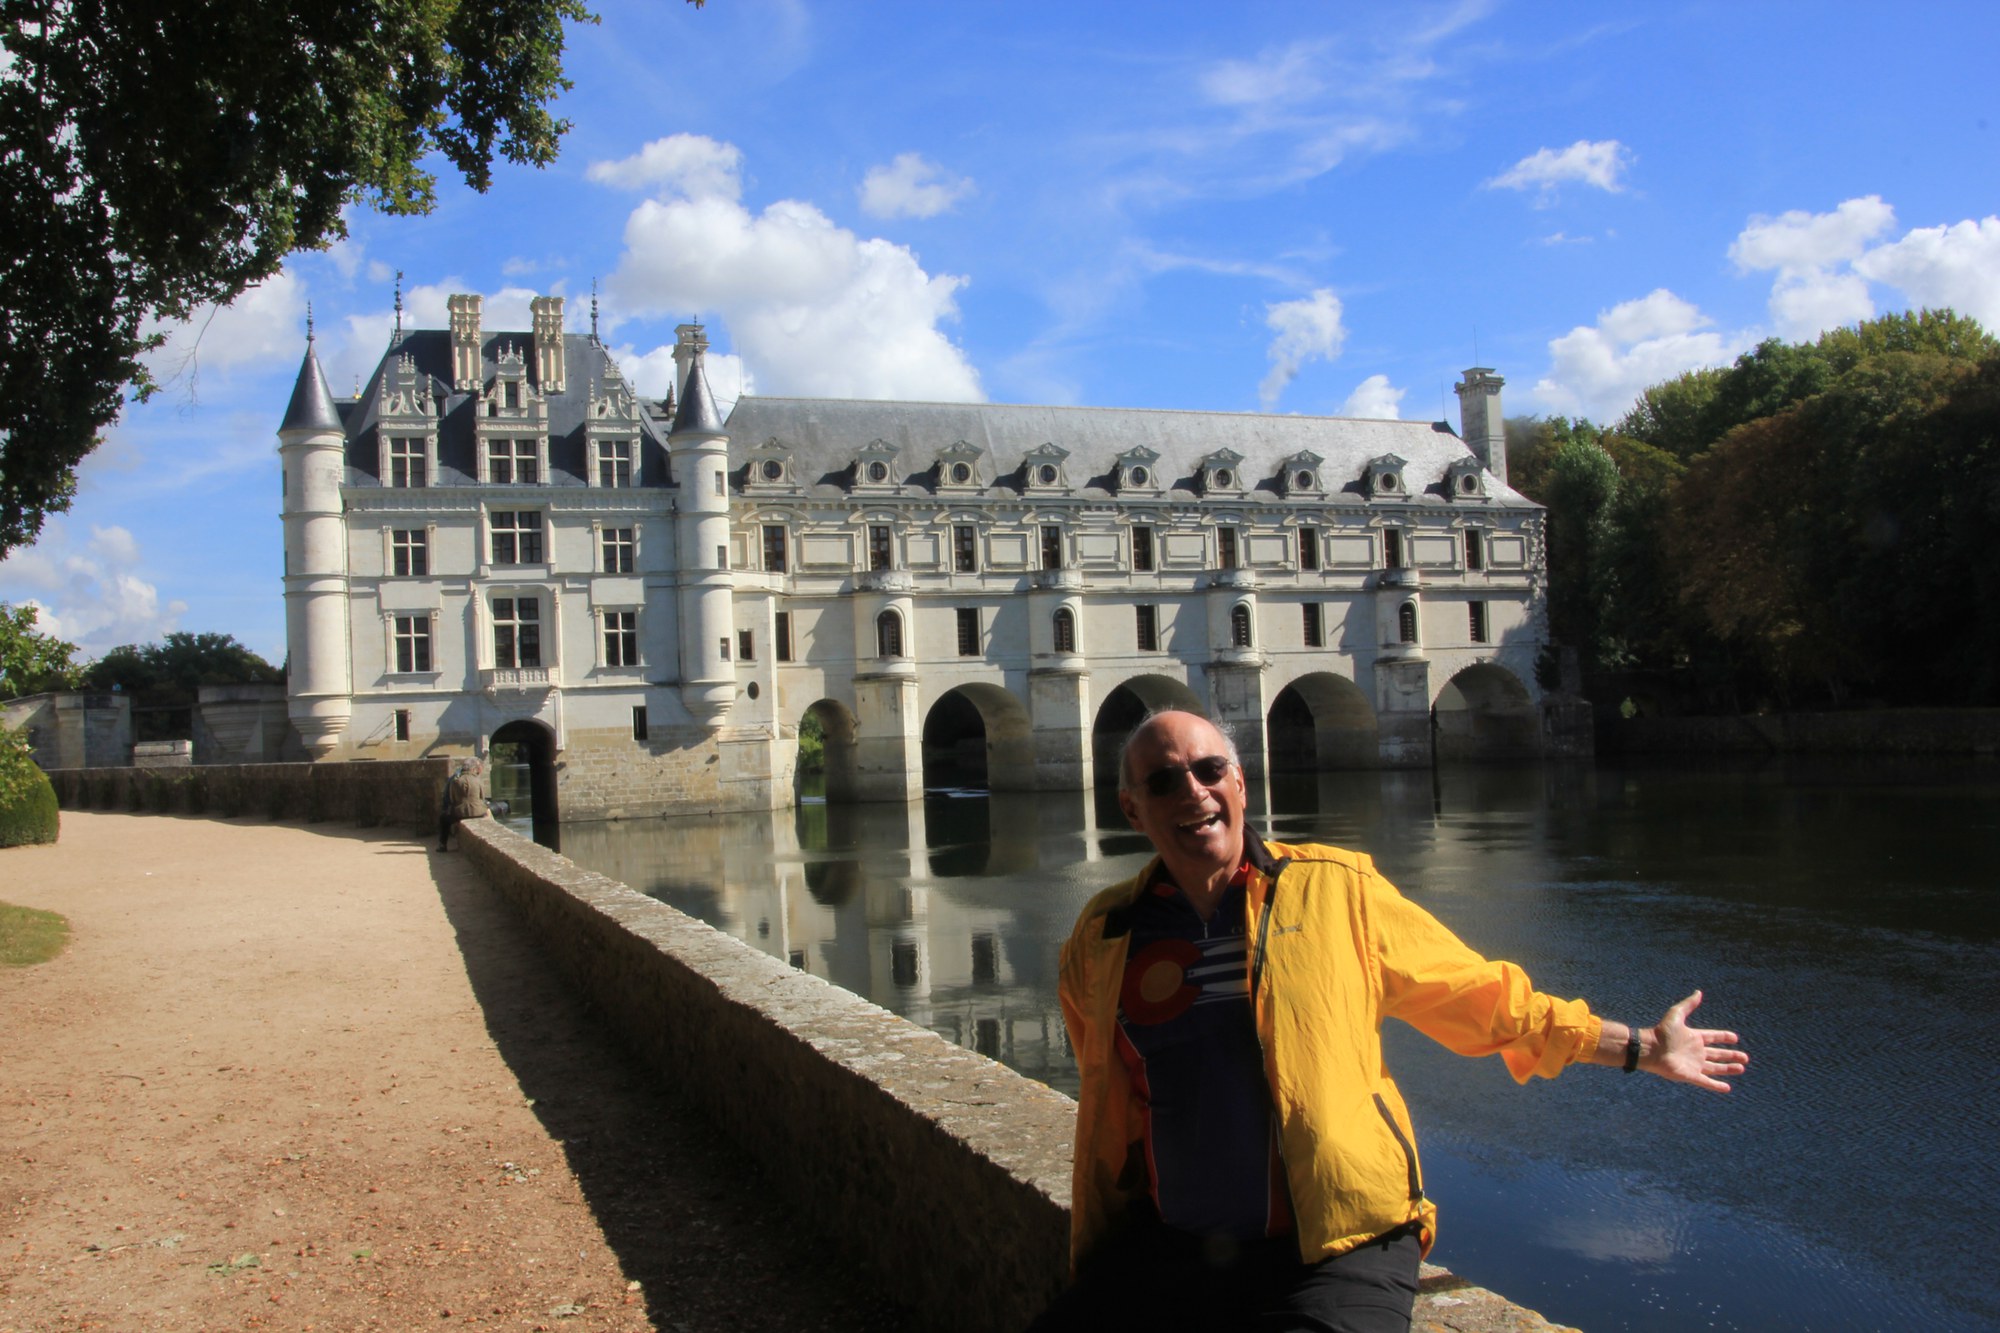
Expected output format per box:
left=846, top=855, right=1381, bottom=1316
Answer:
left=1364, top=453, right=1408, bottom=499
left=1023, top=443, right=1070, bottom=493
left=1198, top=449, right=1246, bottom=496
left=1280, top=450, right=1325, bottom=497
left=853, top=440, right=901, bottom=493
left=1114, top=446, right=1163, bottom=496
left=746, top=441, right=799, bottom=493
left=936, top=441, right=985, bottom=492
left=1446, top=456, right=1491, bottom=502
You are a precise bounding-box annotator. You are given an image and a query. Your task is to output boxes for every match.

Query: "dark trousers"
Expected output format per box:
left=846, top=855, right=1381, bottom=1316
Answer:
left=1028, top=1219, right=1421, bottom=1333
left=437, top=812, right=464, bottom=849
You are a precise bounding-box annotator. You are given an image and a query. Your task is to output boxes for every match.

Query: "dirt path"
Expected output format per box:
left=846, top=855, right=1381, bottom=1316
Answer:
left=0, top=812, right=910, bottom=1333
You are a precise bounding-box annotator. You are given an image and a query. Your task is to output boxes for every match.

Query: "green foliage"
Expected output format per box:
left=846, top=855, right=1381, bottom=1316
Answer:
left=0, top=602, right=81, bottom=699
left=796, top=708, right=827, bottom=775
left=0, top=0, right=675, bottom=556
left=81, top=631, right=282, bottom=707
left=0, top=726, right=59, bottom=847
left=0, top=902, right=68, bottom=964
left=1542, top=440, right=1623, bottom=673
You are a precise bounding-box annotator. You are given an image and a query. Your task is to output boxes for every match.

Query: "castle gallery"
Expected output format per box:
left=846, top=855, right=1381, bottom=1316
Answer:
left=280, top=294, right=1569, bottom=821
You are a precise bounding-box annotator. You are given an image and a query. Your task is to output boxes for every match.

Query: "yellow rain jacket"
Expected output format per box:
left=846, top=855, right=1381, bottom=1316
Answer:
left=1057, top=836, right=1602, bottom=1272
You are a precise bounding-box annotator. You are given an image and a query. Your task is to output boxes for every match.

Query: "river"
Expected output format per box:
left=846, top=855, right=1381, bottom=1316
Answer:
left=539, top=758, right=2000, bottom=1332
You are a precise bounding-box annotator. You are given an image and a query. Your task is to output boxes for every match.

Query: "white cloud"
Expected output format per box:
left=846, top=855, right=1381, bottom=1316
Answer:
left=1259, top=289, right=1346, bottom=410
left=1339, top=373, right=1405, bottom=419
left=596, top=138, right=982, bottom=401
left=1533, top=289, right=1741, bottom=421
left=611, top=343, right=754, bottom=414
left=1487, top=140, right=1632, bottom=198
left=587, top=134, right=744, bottom=202
left=141, top=271, right=306, bottom=381
left=1199, top=40, right=1330, bottom=107
left=1854, top=216, right=2000, bottom=328
left=321, top=280, right=549, bottom=396
left=859, top=153, right=974, bottom=220
left=0, top=520, right=185, bottom=658
left=1729, top=196, right=1897, bottom=275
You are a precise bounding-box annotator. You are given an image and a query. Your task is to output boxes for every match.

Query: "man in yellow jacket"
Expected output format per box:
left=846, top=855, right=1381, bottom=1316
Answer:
left=1040, top=710, right=1746, bottom=1333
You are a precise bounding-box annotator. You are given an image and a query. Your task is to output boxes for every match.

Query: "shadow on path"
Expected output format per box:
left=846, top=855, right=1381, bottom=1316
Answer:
left=428, top=852, right=916, bottom=1333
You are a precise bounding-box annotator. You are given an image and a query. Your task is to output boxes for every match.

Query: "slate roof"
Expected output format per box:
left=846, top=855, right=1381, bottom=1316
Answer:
left=280, top=343, right=343, bottom=433
left=722, top=397, right=1532, bottom=507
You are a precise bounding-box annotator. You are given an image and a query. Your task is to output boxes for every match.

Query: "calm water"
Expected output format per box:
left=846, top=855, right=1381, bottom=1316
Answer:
left=553, top=759, right=2000, bottom=1332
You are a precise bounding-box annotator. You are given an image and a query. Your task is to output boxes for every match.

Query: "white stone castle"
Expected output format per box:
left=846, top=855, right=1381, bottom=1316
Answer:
left=280, top=294, right=1569, bottom=820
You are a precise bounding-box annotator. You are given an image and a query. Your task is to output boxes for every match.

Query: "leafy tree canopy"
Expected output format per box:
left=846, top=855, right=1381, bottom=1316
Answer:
left=80, top=631, right=282, bottom=707
left=0, top=602, right=82, bottom=699
left=0, top=0, right=722, bottom=557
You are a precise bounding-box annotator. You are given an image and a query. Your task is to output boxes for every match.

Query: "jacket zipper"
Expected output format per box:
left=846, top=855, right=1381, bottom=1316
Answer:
left=1373, top=1092, right=1424, bottom=1202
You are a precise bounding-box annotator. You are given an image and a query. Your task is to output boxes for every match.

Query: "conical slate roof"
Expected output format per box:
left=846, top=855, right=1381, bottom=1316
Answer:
left=671, top=354, right=725, bottom=436
left=281, top=343, right=342, bottom=433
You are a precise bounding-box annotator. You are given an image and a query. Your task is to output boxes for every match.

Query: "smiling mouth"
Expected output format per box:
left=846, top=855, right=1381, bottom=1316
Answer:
left=1177, top=812, right=1224, bottom=833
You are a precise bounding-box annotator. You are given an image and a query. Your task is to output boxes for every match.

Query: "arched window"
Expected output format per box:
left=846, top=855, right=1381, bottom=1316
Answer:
left=1398, top=601, right=1418, bottom=644
left=1230, top=603, right=1253, bottom=648
left=876, top=609, right=905, bottom=658
left=1053, top=607, right=1077, bottom=653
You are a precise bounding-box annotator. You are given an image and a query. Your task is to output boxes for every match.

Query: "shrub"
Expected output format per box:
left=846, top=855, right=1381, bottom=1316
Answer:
left=0, top=727, right=59, bottom=847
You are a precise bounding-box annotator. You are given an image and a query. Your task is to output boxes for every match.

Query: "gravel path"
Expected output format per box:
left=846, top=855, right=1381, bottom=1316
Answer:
left=0, top=811, right=911, bottom=1333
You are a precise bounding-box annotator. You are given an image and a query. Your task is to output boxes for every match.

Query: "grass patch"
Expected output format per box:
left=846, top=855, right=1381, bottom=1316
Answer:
left=0, top=902, right=69, bottom=966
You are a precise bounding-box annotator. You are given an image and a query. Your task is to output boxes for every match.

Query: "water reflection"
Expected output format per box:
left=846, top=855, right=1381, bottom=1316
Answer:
left=558, top=758, right=2000, bottom=1332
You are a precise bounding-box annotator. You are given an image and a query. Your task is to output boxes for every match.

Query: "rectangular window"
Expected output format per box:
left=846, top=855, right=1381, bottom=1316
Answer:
left=393, top=616, right=431, bottom=673
left=603, top=610, right=638, bottom=667
left=737, top=629, right=755, bottom=662
left=491, top=439, right=538, bottom=485
left=391, top=529, right=428, bottom=577
left=490, top=511, right=543, bottom=565
left=1299, top=527, right=1319, bottom=571
left=762, top=524, right=788, bottom=573
left=1469, top=601, right=1489, bottom=644
left=956, top=607, right=980, bottom=657
left=1465, top=529, right=1484, bottom=571
left=388, top=437, right=425, bottom=488
left=393, top=708, right=411, bottom=742
left=492, top=597, right=541, bottom=669
left=598, top=440, right=633, bottom=488
left=632, top=706, right=648, bottom=741
left=1303, top=602, right=1324, bottom=648
left=716, top=544, right=728, bottom=570
left=953, top=524, right=977, bottom=573
left=1040, top=524, right=1063, bottom=571
left=1131, top=526, right=1155, bottom=572
left=601, top=526, right=635, bottom=574
left=1384, top=529, right=1403, bottom=569
left=1136, top=604, right=1159, bottom=652
left=775, top=611, right=794, bottom=662
left=1217, top=527, right=1239, bottom=570
left=503, top=380, right=520, bottom=410
left=714, top=470, right=725, bottom=497
left=719, top=636, right=731, bottom=662
left=868, top=524, right=893, bottom=571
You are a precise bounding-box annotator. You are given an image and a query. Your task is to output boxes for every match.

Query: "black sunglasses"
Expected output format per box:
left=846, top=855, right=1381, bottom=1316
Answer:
left=1139, top=755, right=1235, bottom=797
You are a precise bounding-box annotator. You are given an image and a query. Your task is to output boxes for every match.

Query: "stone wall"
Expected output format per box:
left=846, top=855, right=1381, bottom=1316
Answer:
left=1602, top=708, right=2000, bottom=755
left=556, top=723, right=739, bottom=819
left=458, top=817, right=1075, bottom=1333
left=47, top=758, right=449, bottom=834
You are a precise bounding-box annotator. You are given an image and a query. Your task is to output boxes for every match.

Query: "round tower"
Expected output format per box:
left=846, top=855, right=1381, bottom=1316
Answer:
left=278, top=334, right=353, bottom=755
left=670, top=328, right=736, bottom=727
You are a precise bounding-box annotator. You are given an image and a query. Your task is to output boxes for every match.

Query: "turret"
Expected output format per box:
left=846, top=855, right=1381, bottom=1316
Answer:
left=278, top=333, right=353, bottom=755
left=671, top=327, right=735, bottom=727
left=1454, top=367, right=1507, bottom=489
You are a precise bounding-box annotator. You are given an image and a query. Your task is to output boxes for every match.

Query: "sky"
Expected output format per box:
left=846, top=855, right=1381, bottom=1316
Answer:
left=4, top=0, right=1997, bottom=667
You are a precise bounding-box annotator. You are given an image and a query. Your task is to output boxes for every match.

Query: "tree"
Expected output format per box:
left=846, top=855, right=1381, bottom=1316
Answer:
left=1542, top=439, right=1623, bottom=675
left=80, top=632, right=282, bottom=705
left=0, top=0, right=699, bottom=558
left=0, top=602, right=81, bottom=699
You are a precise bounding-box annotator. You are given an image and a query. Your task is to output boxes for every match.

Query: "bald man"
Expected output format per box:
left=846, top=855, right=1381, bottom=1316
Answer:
left=1039, top=710, right=1745, bottom=1333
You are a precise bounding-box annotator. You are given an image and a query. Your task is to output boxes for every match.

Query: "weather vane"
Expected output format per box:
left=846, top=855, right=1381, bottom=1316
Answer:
left=393, top=270, right=404, bottom=338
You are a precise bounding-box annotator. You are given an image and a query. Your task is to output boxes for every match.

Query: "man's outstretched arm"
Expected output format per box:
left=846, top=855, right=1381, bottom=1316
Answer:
left=1582, top=990, right=1748, bottom=1092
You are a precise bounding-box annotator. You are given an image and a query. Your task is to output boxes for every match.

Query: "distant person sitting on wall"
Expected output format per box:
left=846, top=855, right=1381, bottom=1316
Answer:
left=1037, top=709, right=1748, bottom=1333
left=437, top=758, right=487, bottom=853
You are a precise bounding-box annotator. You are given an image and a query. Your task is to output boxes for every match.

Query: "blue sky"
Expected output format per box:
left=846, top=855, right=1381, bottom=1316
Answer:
left=4, top=0, right=1996, bottom=666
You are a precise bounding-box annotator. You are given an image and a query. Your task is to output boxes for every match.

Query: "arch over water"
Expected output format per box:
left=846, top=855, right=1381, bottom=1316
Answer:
left=922, top=683, right=1035, bottom=792
left=1434, top=662, right=1538, bottom=761
left=490, top=718, right=559, bottom=844
left=1091, top=675, right=1205, bottom=788
left=801, top=697, right=861, bottom=803
left=1267, top=672, right=1378, bottom=772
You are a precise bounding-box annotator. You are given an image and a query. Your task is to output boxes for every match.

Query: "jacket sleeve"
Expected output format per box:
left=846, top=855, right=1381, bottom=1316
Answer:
left=1366, top=870, right=1600, bottom=1082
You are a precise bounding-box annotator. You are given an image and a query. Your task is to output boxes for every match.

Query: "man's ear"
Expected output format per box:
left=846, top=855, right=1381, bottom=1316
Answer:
left=1117, top=790, right=1142, bottom=830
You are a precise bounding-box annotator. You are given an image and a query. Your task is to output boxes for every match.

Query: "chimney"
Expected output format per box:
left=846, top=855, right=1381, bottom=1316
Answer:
left=671, top=323, right=709, bottom=402
left=531, top=296, right=566, bottom=393
left=1454, top=367, right=1507, bottom=488
left=448, top=294, right=483, bottom=391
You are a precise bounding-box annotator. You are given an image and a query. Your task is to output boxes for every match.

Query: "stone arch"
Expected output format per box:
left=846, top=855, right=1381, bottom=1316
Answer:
left=1090, top=674, right=1205, bottom=788
left=921, top=683, right=1035, bottom=792
left=1267, top=672, right=1378, bottom=772
left=1434, top=662, right=1538, bottom=760
left=800, top=697, right=861, bottom=804
left=489, top=717, right=558, bottom=843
